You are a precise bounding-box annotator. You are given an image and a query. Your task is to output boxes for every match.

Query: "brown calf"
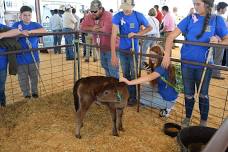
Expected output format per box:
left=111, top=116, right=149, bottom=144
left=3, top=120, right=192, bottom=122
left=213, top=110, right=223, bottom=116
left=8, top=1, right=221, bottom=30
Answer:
left=73, top=76, right=129, bottom=139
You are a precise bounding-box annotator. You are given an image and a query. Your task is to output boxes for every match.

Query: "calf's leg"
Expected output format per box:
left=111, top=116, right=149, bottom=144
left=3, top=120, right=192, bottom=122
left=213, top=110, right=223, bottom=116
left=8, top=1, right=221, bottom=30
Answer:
left=108, top=106, right=118, bottom=136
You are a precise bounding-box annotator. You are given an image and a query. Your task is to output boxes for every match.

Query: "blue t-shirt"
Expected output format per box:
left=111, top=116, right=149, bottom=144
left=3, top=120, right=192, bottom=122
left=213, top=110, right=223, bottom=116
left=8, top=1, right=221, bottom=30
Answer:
left=112, top=11, right=149, bottom=52
left=0, top=24, right=10, bottom=70
left=12, top=21, right=43, bottom=65
left=178, top=14, right=228, bottom=68
left=155, top=66, right=178, bottom=101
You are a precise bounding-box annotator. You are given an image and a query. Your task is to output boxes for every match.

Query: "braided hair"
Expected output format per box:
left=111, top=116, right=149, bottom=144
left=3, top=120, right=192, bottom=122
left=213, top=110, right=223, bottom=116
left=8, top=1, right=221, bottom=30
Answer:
left=196, top=0, right=214, bottom=39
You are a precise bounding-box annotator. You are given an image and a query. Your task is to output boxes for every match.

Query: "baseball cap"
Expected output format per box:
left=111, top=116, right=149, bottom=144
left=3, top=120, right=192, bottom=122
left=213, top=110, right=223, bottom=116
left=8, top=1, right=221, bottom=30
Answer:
left=65, top=4, right=71, bottom=10
left=90, top=0, right=102, bottom=12
left=119, top=0, right=135, bottom=10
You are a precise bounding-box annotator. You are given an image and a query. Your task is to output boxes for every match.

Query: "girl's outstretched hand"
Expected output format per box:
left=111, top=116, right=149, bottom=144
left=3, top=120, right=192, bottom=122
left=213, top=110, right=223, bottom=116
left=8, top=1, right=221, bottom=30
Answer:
left=119, top=77, right=129, bottom=85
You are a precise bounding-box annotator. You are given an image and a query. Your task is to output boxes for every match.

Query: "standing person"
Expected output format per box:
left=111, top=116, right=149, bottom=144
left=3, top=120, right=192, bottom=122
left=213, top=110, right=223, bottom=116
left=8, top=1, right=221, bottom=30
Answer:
left=160, top=6, right=176, bottom=36
left=111, top=0, right=152, bottom=106
left=80, top=0, right=119, bottom=78
left=0, top=24, right=27, bottom=107
left=161, top=0, right=228, bottom=127
left=141, top=8, right=160, bottom=67
left=212, top=2, right=227, bottom=79
left=50, top=9, right=63, bottom=54
left=12, top=6, right=46, bottom=99
left=154, top=5, right=164, bottom=24
left=72, top=8, right=80, bottom=32
left=62, top=4, right=77, bottom=60
left=80, top=10, right=88, bottom=57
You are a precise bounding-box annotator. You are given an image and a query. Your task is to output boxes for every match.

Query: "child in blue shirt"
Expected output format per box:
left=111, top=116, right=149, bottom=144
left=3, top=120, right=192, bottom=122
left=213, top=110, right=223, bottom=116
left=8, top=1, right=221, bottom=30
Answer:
left=161, top=0, right=228, bottom=127
left=120, top=45, right=178, bottom=117
left=0, top=24, right=27, bottom=107
left=12, top=6, right=46, bottom=99
left=111, top=1, right=152, bottom=106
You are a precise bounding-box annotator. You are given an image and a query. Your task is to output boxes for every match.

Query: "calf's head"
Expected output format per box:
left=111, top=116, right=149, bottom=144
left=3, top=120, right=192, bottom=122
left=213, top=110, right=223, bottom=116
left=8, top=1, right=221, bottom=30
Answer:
left=96, top=82, right=129, bottom=108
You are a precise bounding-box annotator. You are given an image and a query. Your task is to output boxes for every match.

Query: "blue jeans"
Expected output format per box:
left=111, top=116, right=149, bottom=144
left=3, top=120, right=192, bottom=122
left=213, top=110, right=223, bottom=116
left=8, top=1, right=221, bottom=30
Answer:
left=142, top=35, right=156, bottom=63
left=100, top=51, right=119, bottom=79
left=63, top=28, right=75, bottom=59
left=181, top=66, right=212, bottom=121
left=0, top=69, right=7, bottom=106
left=53, top=29, right=62, bottom=54
left=119, top=51, right=138, bottom=101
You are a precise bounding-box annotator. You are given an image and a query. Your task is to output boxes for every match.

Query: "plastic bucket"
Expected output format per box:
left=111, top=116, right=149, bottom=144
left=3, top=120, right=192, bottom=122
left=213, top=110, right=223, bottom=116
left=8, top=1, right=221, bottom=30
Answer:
left=177, top=126, right=217, bottom=152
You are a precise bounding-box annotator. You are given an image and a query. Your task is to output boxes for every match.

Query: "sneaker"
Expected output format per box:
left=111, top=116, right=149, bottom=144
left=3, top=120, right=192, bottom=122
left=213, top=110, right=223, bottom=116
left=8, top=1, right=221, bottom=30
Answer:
left=199, top=120, right=207, bottom=127
left=32, top=94, right=39, bottom=98
left=181, top=117, right=190, bottom=128
left=142, top=62, right=152, bottom=72
left=25, top=95, right=31, bottom=99
left=159, top=108, right=171, bottom=117
left=93, top=58, right=97, bottom=62
left=84, top=59, right=89, bottom=62
left=0, top=102, right=6, bottom=107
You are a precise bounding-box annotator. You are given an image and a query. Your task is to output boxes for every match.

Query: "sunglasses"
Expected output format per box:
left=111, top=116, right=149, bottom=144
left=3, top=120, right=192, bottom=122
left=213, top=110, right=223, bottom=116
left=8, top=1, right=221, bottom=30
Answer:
left=91, top=10, right=98, bottom=13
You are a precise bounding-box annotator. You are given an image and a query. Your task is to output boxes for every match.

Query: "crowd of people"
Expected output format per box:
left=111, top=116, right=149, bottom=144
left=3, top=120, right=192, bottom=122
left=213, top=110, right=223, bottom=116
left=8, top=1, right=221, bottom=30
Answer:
left=0, top=0, right=228, bottom=128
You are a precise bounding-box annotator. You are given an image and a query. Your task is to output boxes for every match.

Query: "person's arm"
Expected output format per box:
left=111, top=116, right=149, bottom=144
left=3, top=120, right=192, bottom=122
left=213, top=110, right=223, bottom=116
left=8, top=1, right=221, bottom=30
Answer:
left=120, top=72, right=160, bottom=85
left=29, top=28, right=47, bottom=34
left=128, top=25, right=152, bottom=38
left=0, top=29, right=23, bottom=39
left=161, top=27, right=181, bottom=69
left=220, top=35, right=228, bottom=45
left=111, top=24, right=119, bottom=67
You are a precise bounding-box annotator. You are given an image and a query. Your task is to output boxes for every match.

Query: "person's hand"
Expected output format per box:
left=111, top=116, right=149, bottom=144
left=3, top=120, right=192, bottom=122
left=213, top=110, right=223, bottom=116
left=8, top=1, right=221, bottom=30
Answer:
left=92, top=25, right=101, bottom=32
left=0, top=34, right=3, bottom=39
left=119, top=77, right=129, bottom=84
left=21, top=30, right=30, bottom=36
left=128, top=32, right=137, bottom=38
left=111, top=54, right=119, bottom=67
left=161, top=52, right=170, bottom=69
left=210, top=36, right=220, bottom=44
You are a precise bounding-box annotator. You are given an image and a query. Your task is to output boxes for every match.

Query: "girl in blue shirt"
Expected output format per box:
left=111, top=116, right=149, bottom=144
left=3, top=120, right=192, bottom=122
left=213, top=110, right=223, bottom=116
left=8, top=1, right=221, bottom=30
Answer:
left=161, top=0, right=228, bottom=127
left=120, top=45, right=178, bottom=117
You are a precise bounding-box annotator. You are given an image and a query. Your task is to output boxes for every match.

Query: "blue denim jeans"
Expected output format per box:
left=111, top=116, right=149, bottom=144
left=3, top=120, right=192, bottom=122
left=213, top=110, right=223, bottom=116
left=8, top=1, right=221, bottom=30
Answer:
left=100, top=51, right=119, bottom=79
left=63, top=28, right=75, bottom=59
left=53, top=29, right=62, bottom=54
left=119, top=51, right=138, bottom=101
left=181, top=65, right=212, bottom=121
left=0, top=69, right=7, bottom=106
left=141, top=35, right=156, bottom=63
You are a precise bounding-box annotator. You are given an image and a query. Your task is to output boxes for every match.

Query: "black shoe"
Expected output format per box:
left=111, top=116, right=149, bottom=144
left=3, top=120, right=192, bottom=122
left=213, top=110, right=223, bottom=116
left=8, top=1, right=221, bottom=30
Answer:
left=142, top=62, right=152, bottom=72
left=0, top=102, right=6, bottom=107
left=93, top=59, right=97, bottom=62
left=32, top=94, right=39, bottom=98
left=127, top=99, right=137, bottom=107
left=25, top=95, right=31, bottom=99
left=84, top=59, right=89, bottom=62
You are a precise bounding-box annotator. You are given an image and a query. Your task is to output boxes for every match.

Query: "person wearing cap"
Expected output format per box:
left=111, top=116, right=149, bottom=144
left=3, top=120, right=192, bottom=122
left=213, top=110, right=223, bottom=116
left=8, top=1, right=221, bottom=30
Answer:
left=80, top=0, right=119, bottom=78
left=212, top=1, right=228, bottom=79
left=62, top=4, right=77, bottom=60
left=111, top=0, right=152, bottom=106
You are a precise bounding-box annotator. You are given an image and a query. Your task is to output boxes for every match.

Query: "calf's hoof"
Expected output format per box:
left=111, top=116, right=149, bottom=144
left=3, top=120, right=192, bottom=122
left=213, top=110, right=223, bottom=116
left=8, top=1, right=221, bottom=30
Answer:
left=112, top=131, right=119, bottom=137
left=75, top=134, right=81, bottom=139
left=118, top=127, right=125, bottom=132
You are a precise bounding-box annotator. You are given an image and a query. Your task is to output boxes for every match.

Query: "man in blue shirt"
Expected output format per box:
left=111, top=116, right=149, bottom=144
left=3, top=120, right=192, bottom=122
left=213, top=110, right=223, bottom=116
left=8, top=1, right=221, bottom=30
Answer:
left=111, top=0, right=152, bottom=106
left=0, top=24, right=27, bottom=107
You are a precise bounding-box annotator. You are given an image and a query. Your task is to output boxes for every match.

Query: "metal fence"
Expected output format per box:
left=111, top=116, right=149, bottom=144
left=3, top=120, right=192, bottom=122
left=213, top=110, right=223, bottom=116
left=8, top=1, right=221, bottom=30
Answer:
left=1, top=31, right=228, bottom=128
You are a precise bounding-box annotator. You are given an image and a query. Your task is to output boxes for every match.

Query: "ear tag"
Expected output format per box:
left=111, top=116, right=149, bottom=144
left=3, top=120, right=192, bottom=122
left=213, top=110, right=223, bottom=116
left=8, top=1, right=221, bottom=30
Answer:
left=116, top=91, right=122, bottom=102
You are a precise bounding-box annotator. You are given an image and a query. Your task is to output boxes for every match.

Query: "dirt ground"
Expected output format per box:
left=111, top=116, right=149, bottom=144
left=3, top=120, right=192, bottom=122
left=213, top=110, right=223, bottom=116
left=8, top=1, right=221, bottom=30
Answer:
left=1, top=47, right=228, bottom=151
left=0, top=90, right=180, bottom=152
